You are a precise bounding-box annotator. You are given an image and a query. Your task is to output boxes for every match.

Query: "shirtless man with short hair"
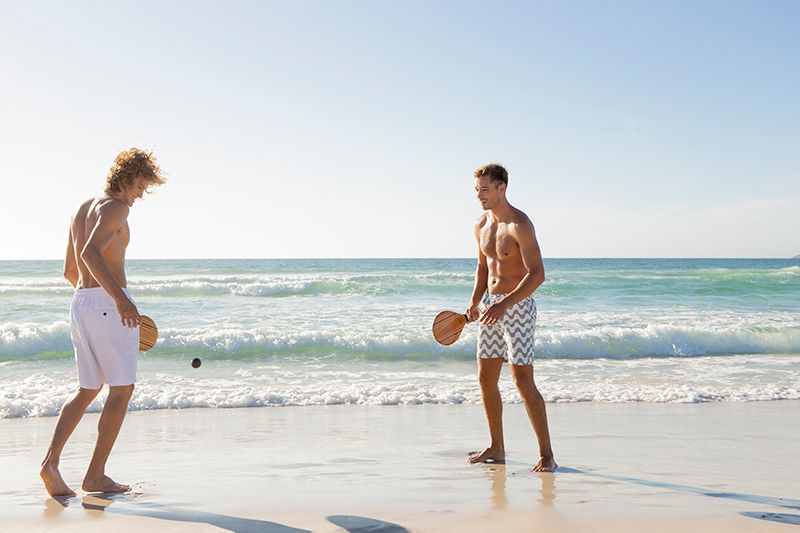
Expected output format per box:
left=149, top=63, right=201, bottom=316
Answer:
left=466, top=163, right=556, bottom=473
left=40, top=148, right=166, bottom=497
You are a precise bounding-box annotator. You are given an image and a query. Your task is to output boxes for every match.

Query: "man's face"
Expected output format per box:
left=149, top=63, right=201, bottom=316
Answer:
left=121, top=175, right=150, bottom=207
left=475, top=176, right=502, bottom=210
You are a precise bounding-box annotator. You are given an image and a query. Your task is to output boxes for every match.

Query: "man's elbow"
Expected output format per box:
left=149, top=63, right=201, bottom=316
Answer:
left=79, top=246, right=93, bottom=264
left=63, top=268, right=78, bottom=287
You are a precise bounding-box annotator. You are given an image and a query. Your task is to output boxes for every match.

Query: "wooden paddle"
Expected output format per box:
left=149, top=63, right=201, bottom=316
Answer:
left=432, top=310, right=471, bottom=346
left=139, top=315, right=158, bottom=352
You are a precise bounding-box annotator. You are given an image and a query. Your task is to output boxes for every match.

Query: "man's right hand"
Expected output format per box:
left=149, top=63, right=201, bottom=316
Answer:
left=466, top=304, right=480, bottom=323
left=115, top=297, right=140, bottom=328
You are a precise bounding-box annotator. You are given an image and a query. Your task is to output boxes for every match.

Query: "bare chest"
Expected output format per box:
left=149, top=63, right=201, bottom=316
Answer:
left=479, top=223, right=518, bottom=259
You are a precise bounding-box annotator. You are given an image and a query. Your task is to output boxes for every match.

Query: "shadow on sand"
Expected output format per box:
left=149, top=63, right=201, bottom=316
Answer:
left=47, top=493, right=309, bottom=533
left=327, top=514, right=410, bottom=533
left=558, top=466, right=800, bottom=525
left=740, top=512, right=800, bottom=526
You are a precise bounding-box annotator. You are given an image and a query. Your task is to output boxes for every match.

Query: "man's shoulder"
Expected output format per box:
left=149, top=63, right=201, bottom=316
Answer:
left=73, top=197, right=98, bottom=221
left=474, top=212, right=490, bottom=226
left=75, top=197, right=96, bottom=213
left=509, top=207, right=534, bottom=231
left=95, top=196, right=129, bottom=217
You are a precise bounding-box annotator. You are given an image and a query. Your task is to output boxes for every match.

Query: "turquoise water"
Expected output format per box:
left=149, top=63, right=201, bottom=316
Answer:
left=1, top=258, right=799, bottom=416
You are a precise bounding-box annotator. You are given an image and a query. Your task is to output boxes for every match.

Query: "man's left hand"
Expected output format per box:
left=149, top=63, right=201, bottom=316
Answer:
left=479, top=299, right=509, bottom=325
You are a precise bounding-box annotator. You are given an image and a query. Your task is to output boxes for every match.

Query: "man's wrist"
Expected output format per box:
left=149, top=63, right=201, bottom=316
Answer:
left=113, top=292, right=130, bottom=305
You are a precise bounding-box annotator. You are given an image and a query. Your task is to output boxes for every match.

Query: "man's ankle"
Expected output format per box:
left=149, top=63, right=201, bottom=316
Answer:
left=41, top=458, right=59, bottom=469
left=84, top=470, right=104, bottom=481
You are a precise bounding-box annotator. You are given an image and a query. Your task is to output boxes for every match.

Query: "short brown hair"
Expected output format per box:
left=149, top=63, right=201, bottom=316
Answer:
left=474, top=163, right=508, bottom=185
left=106, top=148, right=166, bottom=193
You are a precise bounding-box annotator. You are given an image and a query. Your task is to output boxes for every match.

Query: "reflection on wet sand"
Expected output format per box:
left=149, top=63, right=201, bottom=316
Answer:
left=44, top=496, right=71, bottom=519
left=486, top=466, right=508, bottom=508
left=538, top=473, right=555, bottom=508
left=484, top=466, right=556, bottom=510
left=82, top=494, right=115, bottom=511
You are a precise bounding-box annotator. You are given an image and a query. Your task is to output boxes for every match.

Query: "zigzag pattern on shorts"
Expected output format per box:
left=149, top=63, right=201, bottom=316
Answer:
left=479, top=336, right=508, bottom=357
left=477, top=295, right=536, bottom=364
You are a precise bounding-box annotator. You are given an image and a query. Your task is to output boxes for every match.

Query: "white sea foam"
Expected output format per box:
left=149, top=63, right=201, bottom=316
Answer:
left=2, top=319, right=799, bottom=359
left=2, top=355, right=798, bottom=418
left=2, top=259, right=798, bottom=416
left=0, top=321, right=73, bottom=356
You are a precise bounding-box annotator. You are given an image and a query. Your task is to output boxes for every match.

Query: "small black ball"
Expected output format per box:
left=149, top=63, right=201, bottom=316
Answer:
left=191, top=358, right=202, bottom=368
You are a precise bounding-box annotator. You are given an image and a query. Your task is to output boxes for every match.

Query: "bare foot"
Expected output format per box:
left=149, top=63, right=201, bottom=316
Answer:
left=82, top=475, right=130, bottom=494
left=40, top=464, right=76, bottom=497
left=532, top=456, right=557, bottom=472
left=467, top=447, right=505, bottom=464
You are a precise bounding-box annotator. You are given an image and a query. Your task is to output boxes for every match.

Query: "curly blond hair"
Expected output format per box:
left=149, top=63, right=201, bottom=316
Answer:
left=106, top=148, right=166, bottom=193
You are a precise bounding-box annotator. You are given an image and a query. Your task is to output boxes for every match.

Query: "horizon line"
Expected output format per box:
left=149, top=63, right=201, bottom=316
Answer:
left=1, top=256, right=798, bottom=262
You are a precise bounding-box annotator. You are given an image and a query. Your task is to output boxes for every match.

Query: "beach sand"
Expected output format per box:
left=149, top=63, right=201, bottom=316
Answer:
left=1, top=401, right=798, bottom=532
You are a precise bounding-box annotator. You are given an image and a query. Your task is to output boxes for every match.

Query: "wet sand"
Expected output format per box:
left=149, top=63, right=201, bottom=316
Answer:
left=1, top=401, right=798, bottom=531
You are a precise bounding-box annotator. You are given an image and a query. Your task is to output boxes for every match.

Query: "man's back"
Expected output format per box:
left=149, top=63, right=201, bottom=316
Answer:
left=70, top=196, right=130, bottom=289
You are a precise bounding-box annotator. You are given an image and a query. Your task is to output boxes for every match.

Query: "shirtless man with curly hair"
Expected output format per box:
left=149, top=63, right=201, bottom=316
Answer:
left=40, top=148, right=166, bottom=496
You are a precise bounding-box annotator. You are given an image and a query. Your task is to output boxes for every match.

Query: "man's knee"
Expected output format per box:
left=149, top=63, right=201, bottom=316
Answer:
left=78, top=387, right=102, bottom=400
left=108, top=384, right=135, bottom=399
left=510, top=365, right=536, bottom=389
left=478, top=367, right=501, bottom=388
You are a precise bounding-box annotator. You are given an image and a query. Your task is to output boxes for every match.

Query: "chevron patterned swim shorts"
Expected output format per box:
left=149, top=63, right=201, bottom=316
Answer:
left=477, top=292, right=537, bottom=366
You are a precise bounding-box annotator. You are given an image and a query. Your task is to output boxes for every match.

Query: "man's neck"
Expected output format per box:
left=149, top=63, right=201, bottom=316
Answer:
left=489, top=199, right=513, bottom=221
left=104, top=189, right=125, bottom=203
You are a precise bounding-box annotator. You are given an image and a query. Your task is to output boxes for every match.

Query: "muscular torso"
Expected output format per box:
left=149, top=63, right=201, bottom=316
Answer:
left=478, top=209, right=529, bottom=294
left=71, top=196, right=130, bottom=289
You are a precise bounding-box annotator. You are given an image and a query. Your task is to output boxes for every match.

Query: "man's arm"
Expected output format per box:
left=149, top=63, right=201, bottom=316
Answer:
left=63, top=226, right=78, bottom=288
left=467, top=218, right=489, bottom=321
left=500, top=217, right=545, bottom=308
left=79, top=201, right=140, bottom=327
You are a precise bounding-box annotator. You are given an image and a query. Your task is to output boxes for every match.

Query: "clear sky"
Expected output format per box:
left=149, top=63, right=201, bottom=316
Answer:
left=1, top=0, right=798, bottom=259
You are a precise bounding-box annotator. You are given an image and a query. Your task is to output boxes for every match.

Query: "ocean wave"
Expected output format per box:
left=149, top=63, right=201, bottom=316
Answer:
left=0, top=272, right=473, bottom=298
left=2, top=266, right=796, bottom=301
left=3, top=320, right=799, bottom=360
left=2, top=355, right=798, bottom=418
left=0, top=321, right=73, bottom=357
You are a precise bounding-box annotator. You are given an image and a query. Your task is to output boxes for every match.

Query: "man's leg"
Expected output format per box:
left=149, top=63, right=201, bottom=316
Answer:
left=510, top=364, right=557, bottom=472
left=40, top=387, right=101, bottom=496
left=82, top=384, right=134, bottom=493
left=468, top=357, right=506, bottom=464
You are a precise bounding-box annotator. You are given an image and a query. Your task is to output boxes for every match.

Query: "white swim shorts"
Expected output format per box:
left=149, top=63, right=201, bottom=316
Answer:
left=477, top=292, right=537, bottom=366
left=70, top=287, right=138, bottom=389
